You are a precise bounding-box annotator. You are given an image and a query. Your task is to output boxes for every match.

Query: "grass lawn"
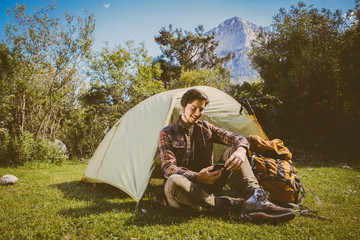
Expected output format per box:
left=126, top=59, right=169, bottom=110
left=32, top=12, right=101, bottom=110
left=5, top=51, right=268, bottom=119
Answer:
left=1, top=156, right=359, bottom=239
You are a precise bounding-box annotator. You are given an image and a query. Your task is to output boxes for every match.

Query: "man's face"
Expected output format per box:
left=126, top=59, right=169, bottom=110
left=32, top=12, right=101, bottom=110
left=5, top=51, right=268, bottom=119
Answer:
left=181, top=99, right=206, bottom=127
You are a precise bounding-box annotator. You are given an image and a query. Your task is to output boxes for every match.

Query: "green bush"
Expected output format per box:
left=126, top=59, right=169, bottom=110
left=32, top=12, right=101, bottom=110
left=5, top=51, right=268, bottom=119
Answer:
left=13, top=131, right=38, bottom=164
left=35, top=135, right=68, bottom=164
left=0, top=131, right=67, bottom=165
left=226, top=81, right=282, bottom=138
left=0, top=130, right=11, bottom=163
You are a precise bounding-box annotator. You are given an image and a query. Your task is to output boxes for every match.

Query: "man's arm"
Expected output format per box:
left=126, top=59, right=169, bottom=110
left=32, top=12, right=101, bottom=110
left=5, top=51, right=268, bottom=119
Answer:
left=209, top=123, right=249, bottom=150
left=224, top=146, right=247, bottom=171
left=206, top=122, right=249, bottom=171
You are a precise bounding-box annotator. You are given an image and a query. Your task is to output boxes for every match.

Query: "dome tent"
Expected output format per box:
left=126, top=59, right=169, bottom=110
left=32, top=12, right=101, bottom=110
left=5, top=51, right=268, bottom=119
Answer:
left=82, top=86, right=267, bottom=202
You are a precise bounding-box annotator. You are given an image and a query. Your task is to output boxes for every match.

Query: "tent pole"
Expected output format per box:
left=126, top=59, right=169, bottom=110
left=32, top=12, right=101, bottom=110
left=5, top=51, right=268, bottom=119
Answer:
left=240, top=98, right=269, bottom=141
left=250, top=115, right=269, bottom=141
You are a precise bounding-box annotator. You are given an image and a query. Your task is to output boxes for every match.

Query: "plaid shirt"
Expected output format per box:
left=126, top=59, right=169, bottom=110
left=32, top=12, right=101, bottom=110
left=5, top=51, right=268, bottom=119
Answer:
left=158, top=117, right=249, bottom=181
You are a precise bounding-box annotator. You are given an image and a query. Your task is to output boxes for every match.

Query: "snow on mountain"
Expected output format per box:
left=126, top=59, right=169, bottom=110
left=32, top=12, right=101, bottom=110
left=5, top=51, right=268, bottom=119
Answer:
left=207, top=17, right=260, bottom=83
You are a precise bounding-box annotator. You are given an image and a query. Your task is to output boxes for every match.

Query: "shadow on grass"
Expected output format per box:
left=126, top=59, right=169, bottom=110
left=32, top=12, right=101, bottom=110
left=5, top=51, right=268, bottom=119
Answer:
left=126, top=200, right=244, bottom=227
left=59, top=201, right=136, bottom=218
left=125, top=200, right=289, bottom=227
left=51, top=180, right=226, bottom=225
left=52, top=180, right=130, bottom=201
left=51, top=180, right=136, bottom=217
left=51, top=165, right=300, bottom=226
left=51, top=180, right=292, bottom=226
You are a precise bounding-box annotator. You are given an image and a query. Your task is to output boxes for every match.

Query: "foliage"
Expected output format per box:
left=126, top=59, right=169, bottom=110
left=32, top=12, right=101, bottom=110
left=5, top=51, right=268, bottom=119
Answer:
left=337, top=1, right=360, bottom=151
left=2, top=0, right=359, bottom=163
left=227, top=80, right=280, bottom=110
left=0, top=130, right=11, bottom=163
left=61, top=106, right=116, bottom=158
left=152, top=56, right=182, bottom=88
left=84, top=41, right=164, bottom=112
left=226, top=80, right=281, bottom=137
left=169, top=67, right=230, bottom=90
left=74, top=41, right=164, bottom=158
left=154, top=25, right=233, bottom=88
left=249, top=1, right=358, bottom=151
left=0, top=1, right=95, bottom=163
left=0, top=130, right=67, bottom=165
left=1, top=2, right=95, bottom=139
left=0, top=159, right=359, bottom=239
left=0, top=44, right=15, bottom=128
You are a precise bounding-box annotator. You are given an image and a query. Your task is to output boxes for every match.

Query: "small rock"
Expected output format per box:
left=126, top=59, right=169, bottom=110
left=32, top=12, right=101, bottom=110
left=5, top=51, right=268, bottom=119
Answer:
left=344, top=190, right=356, bottom=194
left=307, top=168, right=314, bottom=171
left=54, top=139, right=67, bottom=153
left=342, top=165, right=352, bottom=169
left=0, top=174, right=18, bottom=185
left=141, top=208, right=147, bottom=213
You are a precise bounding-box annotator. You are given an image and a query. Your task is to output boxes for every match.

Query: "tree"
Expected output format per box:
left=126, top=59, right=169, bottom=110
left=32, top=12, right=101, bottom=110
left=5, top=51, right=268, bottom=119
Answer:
left=338, top=1, right=360, bottom=150
left=0, top=44, right=15, bottom=129
left=169, top=67, right=230, bottom=90
left=250, top=2, right=346, bottom=147
left=77, top=41, right=164, bottom=156
left=226, top=81, right=281, bottom=137
left=84, top=41, right=163, bottom=114
left=1, top=1, right=95, bottom=141
left=154, top=25, right=234, bottom=88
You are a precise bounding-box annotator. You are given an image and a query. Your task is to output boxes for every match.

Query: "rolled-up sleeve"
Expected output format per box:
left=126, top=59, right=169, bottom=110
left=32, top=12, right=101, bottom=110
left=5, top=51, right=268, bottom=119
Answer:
left=206, top=122, right=249, bottom=150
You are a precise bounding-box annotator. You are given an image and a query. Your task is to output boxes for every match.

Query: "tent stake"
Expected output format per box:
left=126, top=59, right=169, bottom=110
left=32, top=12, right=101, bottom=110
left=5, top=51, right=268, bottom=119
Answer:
left=134, top=201, right=139, bottom=212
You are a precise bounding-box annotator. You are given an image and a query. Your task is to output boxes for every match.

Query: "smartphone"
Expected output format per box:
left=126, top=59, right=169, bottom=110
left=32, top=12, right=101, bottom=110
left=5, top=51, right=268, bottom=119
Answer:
left=210, top=163, right=225, bottom=172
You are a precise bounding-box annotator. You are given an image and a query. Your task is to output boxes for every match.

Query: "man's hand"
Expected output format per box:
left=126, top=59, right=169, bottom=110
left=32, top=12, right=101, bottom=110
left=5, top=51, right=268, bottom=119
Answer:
left=224, top=147, right=247, bottom=171
left=194, top=166, right=223, bottom=185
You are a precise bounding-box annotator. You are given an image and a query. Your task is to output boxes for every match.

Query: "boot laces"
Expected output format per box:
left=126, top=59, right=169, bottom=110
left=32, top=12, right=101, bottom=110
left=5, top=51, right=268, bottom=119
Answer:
left=256, top=188, right=270, bottom=202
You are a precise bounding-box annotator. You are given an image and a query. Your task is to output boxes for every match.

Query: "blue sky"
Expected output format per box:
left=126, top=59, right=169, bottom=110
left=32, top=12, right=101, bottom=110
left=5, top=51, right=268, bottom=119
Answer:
left=0, top=0, right=356, bottom=57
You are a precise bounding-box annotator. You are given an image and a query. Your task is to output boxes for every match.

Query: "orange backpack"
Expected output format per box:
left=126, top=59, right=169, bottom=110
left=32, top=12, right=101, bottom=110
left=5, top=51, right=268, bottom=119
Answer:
left=247, top=135, right=305, bottom=204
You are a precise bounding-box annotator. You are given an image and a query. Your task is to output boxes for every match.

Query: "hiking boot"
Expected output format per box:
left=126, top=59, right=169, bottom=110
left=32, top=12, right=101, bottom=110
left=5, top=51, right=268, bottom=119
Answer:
left=241, top=188, right=295, bottom=223
left=215, top=196, right=244, bottom=213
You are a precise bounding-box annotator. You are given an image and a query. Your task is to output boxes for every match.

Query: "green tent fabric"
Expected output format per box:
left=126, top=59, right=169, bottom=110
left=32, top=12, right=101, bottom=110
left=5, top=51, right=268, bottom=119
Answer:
left=83, top=86, right=267, bottom=202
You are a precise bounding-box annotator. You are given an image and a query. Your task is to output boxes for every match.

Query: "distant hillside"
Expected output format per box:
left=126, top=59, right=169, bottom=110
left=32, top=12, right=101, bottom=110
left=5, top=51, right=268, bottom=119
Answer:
left=207, top=17, right=260, bottom=83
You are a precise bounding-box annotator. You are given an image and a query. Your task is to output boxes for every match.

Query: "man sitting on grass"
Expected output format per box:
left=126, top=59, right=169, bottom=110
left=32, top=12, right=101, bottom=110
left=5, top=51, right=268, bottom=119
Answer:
left=158, top=88, right=295, bottom=222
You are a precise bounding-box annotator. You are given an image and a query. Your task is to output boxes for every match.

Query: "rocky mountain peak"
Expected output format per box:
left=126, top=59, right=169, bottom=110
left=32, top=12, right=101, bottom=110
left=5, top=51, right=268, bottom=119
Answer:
left=207, top=16, right=260, bottom=83
left=212, top=17, right=259, bottom=51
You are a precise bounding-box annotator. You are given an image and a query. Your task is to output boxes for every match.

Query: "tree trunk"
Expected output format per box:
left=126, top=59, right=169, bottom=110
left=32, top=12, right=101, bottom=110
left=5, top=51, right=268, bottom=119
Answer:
left=20, top=93, right=26, bottom=132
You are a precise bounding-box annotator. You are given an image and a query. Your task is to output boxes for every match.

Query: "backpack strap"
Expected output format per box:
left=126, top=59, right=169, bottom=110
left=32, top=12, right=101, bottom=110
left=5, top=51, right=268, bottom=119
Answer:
left=288, top=179, right=332, bottom=222
left=291, top=174, right=306, bottom=204
left=264, top=158, right=271, bottom=175
left=289, top=203, right=332, bottom=221
left=301, top=178, right=322, bottom=211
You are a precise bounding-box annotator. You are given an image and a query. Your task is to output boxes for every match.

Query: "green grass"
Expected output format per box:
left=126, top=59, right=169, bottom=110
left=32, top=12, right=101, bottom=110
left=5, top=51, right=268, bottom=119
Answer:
left=1, top=158, right=359, bottom=240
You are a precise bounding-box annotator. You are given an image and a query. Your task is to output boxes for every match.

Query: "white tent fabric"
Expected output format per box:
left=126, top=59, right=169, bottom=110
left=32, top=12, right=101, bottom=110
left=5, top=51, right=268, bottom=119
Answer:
left=83, top=86, right=266, bottom=201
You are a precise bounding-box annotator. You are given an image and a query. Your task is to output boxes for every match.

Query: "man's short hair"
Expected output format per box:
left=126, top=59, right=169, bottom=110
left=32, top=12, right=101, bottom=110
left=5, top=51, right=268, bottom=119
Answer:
left=180, top=88, right=209, bottom=107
